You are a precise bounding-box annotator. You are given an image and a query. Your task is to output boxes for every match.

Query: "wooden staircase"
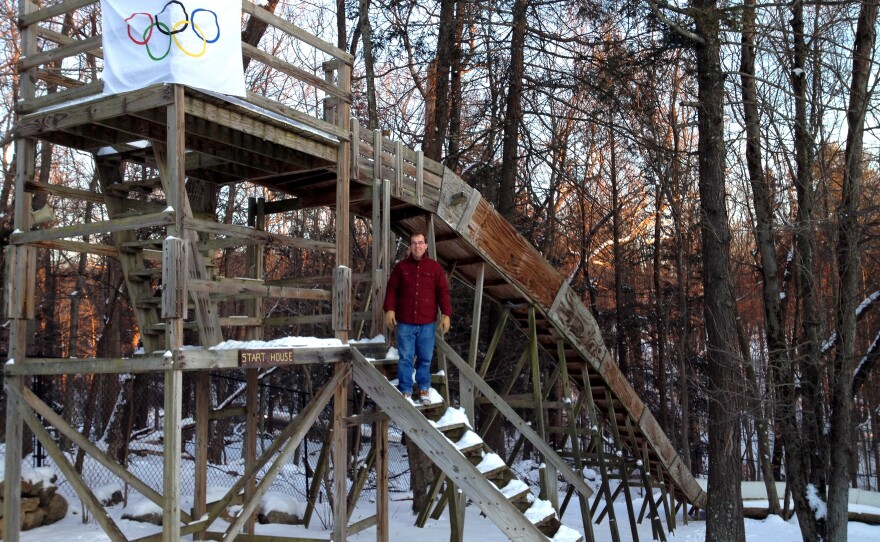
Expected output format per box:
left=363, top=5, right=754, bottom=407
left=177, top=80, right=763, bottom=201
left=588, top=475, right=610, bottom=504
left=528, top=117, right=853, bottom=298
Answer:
left=351, top=347, right=584, bottom=542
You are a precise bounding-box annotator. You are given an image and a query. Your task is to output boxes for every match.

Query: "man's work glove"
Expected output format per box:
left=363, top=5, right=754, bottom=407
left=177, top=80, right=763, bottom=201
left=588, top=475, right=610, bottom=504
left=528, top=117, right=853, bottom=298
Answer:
left=384, top=310, right=397, bottom=329
left=440, top=315, right=451, bottom=335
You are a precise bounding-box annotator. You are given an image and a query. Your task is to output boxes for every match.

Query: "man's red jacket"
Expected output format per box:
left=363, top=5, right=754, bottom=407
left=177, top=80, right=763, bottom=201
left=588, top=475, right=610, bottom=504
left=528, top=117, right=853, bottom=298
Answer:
left=383, top=255, right=451, bottom=325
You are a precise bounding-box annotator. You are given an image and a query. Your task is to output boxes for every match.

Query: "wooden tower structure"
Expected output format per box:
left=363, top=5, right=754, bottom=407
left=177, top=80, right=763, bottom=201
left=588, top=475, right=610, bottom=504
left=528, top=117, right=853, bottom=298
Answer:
left=3, top=2, right=707, bottom=541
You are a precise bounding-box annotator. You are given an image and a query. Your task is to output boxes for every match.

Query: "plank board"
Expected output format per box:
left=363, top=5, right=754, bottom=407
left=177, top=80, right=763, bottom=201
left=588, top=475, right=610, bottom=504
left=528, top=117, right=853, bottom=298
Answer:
left=548, top=281, right=611, bottom=372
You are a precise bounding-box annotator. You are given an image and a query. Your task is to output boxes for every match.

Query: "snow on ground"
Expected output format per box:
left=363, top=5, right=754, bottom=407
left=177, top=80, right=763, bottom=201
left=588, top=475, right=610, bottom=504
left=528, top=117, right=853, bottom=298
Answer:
left=6, top=472, right=880, bottom=542
left=3, top=427, right=880, bottom=542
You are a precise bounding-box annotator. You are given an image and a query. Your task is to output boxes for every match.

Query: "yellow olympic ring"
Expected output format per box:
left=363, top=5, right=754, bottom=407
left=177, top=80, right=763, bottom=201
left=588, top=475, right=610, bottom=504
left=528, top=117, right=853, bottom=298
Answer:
left=171, top=19, right=207, bottom=58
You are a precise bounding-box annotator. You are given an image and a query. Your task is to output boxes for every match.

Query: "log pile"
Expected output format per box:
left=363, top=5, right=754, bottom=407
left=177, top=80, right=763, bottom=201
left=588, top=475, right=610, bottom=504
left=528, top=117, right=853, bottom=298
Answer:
left=0, top=468, right=68, bottom=537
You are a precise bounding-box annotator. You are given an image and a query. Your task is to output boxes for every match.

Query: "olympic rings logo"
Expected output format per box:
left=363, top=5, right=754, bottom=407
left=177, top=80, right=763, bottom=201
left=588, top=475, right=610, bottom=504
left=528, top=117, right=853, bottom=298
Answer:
left=124, top=1, right=221, bottom=61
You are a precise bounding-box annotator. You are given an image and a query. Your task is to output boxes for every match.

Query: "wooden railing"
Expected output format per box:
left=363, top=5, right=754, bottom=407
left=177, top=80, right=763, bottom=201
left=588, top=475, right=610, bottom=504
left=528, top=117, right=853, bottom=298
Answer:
left=16, top=0, right=353, bottom=135
left=351, top=119, right=444, bottom=209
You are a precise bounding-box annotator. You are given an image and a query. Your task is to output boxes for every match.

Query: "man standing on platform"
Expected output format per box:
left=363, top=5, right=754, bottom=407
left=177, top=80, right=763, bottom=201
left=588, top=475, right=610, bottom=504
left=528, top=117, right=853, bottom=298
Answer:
left=383, top=232, right=452, bottom=405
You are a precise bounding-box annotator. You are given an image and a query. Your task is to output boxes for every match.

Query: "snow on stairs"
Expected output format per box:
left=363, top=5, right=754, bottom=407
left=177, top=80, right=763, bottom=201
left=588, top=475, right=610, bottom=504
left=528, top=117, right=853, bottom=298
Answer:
left=351, top=348, right=583, bottom=542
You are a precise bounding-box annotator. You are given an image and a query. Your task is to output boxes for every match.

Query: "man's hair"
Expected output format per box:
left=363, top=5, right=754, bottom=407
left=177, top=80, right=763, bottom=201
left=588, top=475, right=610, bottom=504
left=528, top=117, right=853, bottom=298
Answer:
left=409, top=231, right=427, bottom=242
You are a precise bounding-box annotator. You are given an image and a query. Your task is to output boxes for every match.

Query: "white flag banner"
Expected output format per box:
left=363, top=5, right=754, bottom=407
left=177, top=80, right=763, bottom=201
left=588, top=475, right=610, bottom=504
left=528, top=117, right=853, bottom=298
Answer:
left=101, top=0, right=246, bottom=96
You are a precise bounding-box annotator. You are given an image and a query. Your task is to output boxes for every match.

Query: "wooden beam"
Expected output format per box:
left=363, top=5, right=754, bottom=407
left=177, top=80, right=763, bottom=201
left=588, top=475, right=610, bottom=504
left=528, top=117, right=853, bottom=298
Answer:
left=3, top=356, right=169, bottom=376
left=19, top=35, right=102, bottom=70
left=188, top=278, right=331, bottom=301
left=17, top=84, right=172, bottom=133
left=18, top=0, right=97, bottom=27
left=9, top=210, right=174, bottom=245
left=25, top=180, right=105, bottom=204
left=174, top=346, right=350, bottom=371
left=17, top=81, right=104, bottom=115
left=194, top=372, right=210, bottom=541
left=184, top=217, right=336, bottom=252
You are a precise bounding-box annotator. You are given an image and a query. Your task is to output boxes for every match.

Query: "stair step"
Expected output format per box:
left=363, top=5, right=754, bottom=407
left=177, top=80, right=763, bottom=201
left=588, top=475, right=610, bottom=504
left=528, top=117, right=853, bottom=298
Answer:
left=524, top=498, right=558, bottom=528
left=452, top=430, right=483, bottom=455
left=550, top=525, right=584, bottom=542
left=498, top=479, right=531, bottom=503
left=475, top=452, right=506, bottom=478
left=432, top=420, right=467, bottom=435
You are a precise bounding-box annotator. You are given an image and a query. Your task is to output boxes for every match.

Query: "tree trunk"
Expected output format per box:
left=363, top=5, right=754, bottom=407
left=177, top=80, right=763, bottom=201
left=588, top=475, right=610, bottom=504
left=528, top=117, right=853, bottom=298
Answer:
left=241, top=0, right=280, bottom=70
left=829, top=2, right=878, bottom=539
left=788, top=2, right=827, bottom=538
left=445, top=1, right=465, bottom=172
left=692, top=2, right=745, bottom=539
left=739, top=0, right=781, bottom=515
left=423, top=0, right=457, bottom=161
left=610, top=129, right=628, bottom=379
left=498, top=0, right=527, bottom=221
left=652, top=186, right=668, bottom=431
left=358, top=0, right=378, bottom=129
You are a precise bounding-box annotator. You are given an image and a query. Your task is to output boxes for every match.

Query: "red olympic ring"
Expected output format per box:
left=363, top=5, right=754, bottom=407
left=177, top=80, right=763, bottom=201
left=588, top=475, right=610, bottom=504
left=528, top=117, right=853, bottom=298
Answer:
left=125, top=13, right=154, bottom=45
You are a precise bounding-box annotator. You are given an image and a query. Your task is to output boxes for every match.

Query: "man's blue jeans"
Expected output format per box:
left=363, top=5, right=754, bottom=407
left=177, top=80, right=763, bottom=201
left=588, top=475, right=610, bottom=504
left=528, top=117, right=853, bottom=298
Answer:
left=396, top=322, right=436, bottom=394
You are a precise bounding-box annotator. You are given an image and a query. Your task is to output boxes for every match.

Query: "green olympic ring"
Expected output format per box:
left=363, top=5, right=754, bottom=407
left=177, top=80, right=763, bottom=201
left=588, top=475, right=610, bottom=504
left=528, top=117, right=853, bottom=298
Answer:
left=144, top=21, right=173, bottom=61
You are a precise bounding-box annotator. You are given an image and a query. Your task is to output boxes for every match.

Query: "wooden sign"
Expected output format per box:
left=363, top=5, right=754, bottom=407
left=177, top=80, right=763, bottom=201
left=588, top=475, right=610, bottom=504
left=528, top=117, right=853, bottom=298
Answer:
left=239, top=349, right=295, bottom=367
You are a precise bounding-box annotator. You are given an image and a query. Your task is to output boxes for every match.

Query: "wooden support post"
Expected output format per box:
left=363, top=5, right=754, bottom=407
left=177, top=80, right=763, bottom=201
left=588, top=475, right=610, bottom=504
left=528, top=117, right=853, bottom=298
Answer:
left=383, top=173, right=391, bottom=269
left=477, top=307, right=509, bottom=379
left=243, top=369, right=259, bottom=533
left=627, top=423, right=666, bottom=542
left=416, top=150, right=424, bottom=205
left=162, top=238, right=188, bottom=319
left=303, top=427, right=332, bottom=527
left=4, top=130, right=37, bottom=542
left=161, top=84, right=187, bottom=542
left=332, top=363, right=349, bottom=542
left=163, top=366, right=183, bottom=542
left=448, top=480, right=464, bottom=542
left=426, top=214, right=437, bottom=259
left=376, top=418, right=389, bottom=542
left=395, top=140, right=404, bottom=198
left=582, top=366, right=621, bottom=542
left=461, top=262, right=484, bottom=425
left=242, top=198, right=265, bottom=533
left=370, top=126, right=385, bottom=337
left=334, top=265, right=352, bottom=337
left=334, top=63, right=352, bottom=324
left=605, top=390, right=639, bottom=542
left=558, top=341, right=596, bottom=542
left=528, top=307, right=555, bottom=506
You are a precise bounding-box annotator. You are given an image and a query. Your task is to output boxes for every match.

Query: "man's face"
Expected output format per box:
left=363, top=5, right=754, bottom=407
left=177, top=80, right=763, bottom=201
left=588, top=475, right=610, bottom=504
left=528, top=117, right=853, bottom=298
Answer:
left=410, top=234, right=428, bottom=260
